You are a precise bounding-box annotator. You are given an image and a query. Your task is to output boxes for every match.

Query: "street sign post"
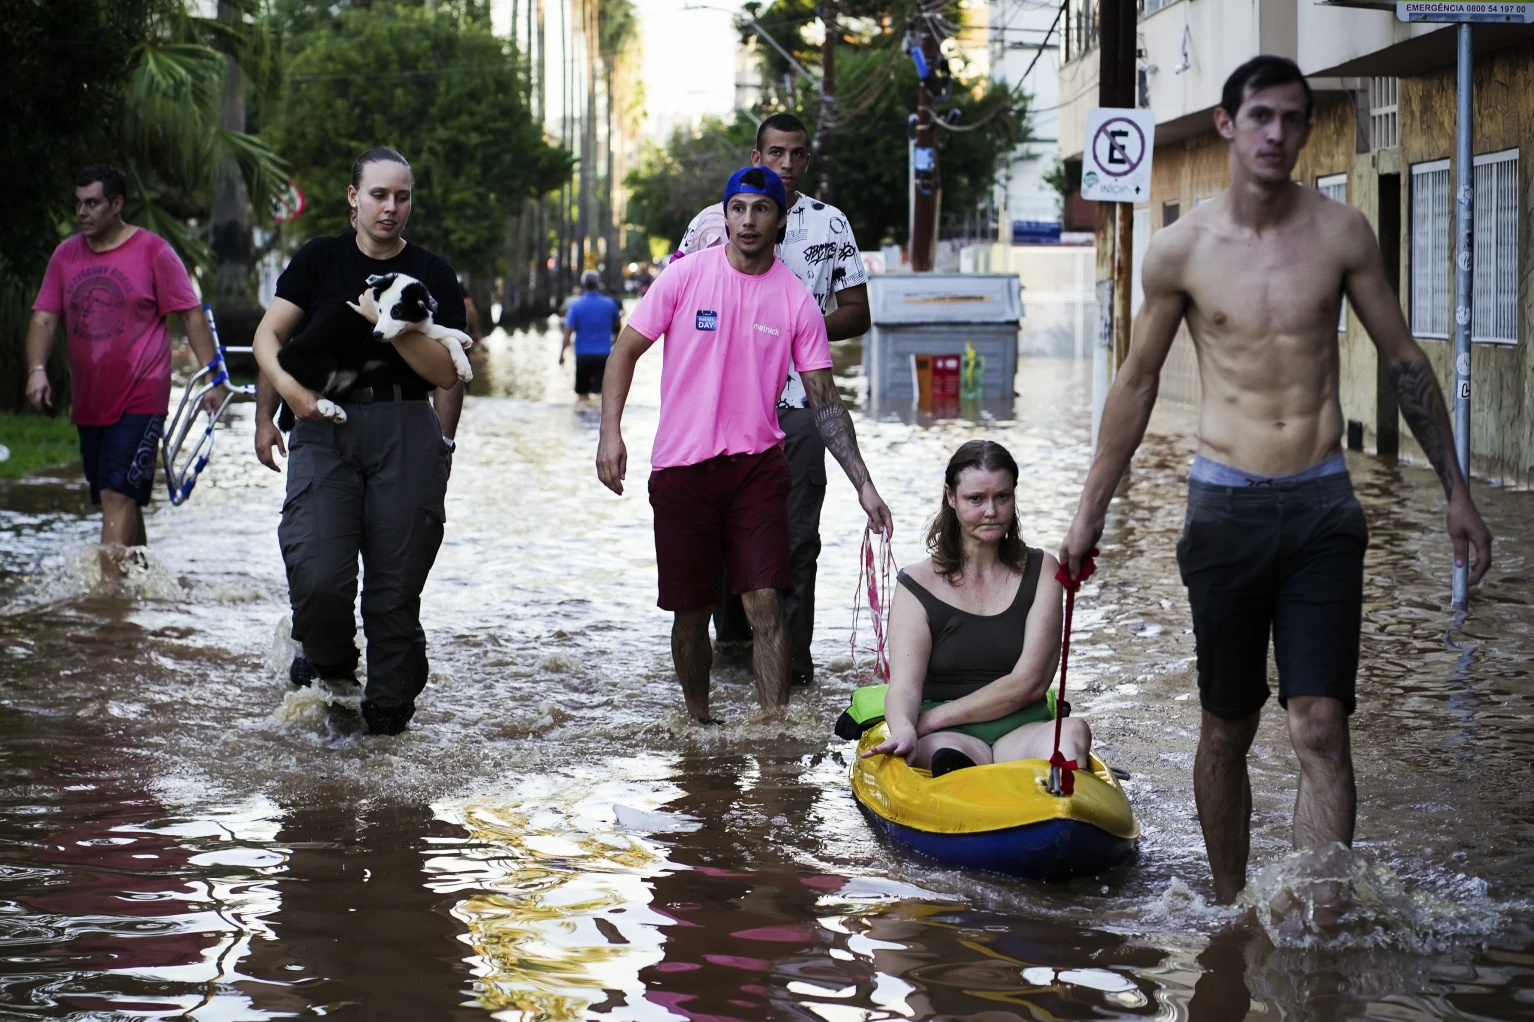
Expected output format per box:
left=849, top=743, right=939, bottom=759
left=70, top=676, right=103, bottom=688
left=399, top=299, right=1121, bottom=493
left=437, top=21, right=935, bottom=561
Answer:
left=1083, top=107, right=1153, bottom=448
left=1081, top=108, right=1156, bottom=203
left=272, top=181, right=306, bottom=223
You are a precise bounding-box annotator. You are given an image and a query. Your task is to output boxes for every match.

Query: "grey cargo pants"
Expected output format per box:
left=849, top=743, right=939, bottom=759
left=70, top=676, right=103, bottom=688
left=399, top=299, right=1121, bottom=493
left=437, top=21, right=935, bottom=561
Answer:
left=278, top=400, right=449, bottom=731
left=713, top=406, right=827, bottom=678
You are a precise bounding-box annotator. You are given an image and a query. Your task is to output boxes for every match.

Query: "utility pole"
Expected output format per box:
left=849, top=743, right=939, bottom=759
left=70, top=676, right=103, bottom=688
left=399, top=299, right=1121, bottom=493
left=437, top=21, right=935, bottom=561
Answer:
left=909, top=16, right=939, bottom=271
left=1090, top=0, right=1137, bottom=447
left=818, top=0, right=836, bottom=202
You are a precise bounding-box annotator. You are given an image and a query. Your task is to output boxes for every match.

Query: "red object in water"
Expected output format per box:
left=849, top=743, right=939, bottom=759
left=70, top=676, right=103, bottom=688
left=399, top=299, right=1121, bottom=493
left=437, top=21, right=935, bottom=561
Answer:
left=930, top=354, right=960, bottom=405
left=1049, top=549, right=1098, bottom=796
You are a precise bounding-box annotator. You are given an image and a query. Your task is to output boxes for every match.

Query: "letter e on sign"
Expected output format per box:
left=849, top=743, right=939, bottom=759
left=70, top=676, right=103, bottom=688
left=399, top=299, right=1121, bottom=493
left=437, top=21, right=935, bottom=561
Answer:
left=1081, top=108, right=1156, bottom=203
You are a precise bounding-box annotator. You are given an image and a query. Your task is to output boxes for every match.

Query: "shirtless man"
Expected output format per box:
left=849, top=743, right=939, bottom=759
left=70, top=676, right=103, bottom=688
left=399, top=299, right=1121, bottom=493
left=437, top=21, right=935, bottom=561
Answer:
left=1059, top=55, right=1493, bottom=904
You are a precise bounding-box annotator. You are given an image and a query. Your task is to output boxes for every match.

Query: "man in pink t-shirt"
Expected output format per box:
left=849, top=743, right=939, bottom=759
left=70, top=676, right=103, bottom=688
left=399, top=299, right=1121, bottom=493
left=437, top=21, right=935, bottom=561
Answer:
left=597, top=166, right=893, bottom=723
left=26, top=165, right=224, bottom=564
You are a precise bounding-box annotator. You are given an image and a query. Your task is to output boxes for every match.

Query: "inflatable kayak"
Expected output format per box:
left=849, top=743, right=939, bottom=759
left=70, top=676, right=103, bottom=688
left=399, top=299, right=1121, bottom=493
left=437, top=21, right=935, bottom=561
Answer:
left=850, top=722, right=1139, bottom=881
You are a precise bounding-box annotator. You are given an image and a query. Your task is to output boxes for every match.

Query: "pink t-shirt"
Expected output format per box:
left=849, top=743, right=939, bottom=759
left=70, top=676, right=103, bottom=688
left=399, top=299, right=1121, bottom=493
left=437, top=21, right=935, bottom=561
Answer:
left=32, top=229, right=201, bottom=426
left=629, top=245, right=831, bottom=470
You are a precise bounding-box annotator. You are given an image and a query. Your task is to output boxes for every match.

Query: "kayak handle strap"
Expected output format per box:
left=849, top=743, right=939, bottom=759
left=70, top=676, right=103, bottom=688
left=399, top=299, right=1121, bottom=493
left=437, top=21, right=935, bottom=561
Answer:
left=851, top=525, right=896, bottom=686
left=1048, top=549, right=1097, bottom=797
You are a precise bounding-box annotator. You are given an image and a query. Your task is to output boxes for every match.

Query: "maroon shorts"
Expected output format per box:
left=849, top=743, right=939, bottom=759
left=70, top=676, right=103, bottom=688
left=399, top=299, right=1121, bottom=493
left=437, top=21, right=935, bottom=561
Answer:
left=648, top=448, right=793, bottom=612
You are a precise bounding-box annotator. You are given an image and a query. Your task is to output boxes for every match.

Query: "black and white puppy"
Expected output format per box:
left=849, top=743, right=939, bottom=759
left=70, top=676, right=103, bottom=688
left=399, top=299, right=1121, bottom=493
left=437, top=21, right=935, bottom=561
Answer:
left=358, top=273, right=474, bottom=385
left=275, top=273, right=474, bottom=429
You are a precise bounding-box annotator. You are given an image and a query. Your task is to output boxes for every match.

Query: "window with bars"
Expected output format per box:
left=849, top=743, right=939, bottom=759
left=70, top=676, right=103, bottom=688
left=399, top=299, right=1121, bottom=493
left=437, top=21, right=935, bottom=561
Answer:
left=1473, top=149, right=1519, bottom=344
left=1063, top=0, right=1098, bottom=63
left=1369, top=77, right=1398, bottom=151
left=1317, top=174, right=1348, bottom=331
left=1410, top=159, right=1451, bottom=339
left=1142, top=0, right=1179, bottom=15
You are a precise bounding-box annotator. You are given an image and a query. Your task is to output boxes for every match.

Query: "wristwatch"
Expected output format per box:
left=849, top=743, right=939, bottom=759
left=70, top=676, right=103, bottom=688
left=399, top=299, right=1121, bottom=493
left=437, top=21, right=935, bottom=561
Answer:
left=442, top=436, right=456, bottom=453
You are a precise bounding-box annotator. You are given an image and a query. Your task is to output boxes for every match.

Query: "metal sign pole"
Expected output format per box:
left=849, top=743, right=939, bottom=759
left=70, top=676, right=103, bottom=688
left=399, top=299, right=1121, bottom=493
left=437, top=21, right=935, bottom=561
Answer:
left=1451, top=22, right=1474, bottom=609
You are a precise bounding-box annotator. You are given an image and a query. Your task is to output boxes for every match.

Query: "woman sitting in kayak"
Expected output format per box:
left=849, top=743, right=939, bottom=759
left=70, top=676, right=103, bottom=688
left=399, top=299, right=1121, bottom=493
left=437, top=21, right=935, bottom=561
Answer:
left=865, top=439, right=1092, bottom=776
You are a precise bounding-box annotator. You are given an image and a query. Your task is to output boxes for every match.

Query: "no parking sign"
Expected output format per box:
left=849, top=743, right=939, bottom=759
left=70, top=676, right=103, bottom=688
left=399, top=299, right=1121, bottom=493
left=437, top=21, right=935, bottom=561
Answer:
left=1080, top=108, right=1156, bottom=203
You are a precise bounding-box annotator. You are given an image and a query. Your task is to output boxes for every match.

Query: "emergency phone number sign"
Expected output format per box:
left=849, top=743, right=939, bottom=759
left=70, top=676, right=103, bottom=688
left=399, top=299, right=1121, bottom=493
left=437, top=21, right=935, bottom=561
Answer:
left=1397, top=0, right=1534, bottom=20
left=1081, top=108, right=1156, bottom=203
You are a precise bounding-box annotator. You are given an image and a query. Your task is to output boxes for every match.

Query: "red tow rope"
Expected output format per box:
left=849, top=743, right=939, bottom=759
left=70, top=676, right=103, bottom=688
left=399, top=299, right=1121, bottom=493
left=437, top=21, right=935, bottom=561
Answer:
left=851, top=526, right=896, bottom=685
left=1048, top=549, right=1097, bottom=796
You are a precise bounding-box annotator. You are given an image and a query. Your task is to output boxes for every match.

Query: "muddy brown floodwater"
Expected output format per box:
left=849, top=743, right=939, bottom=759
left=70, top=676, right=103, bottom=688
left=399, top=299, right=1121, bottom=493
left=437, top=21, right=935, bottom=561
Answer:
left=1, top=322, right=1532, bottom=1021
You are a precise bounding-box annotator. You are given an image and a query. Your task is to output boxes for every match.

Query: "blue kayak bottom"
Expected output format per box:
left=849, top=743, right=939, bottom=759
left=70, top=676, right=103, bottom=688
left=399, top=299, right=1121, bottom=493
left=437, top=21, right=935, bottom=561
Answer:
left=858, top=803, right=1137, bottom=881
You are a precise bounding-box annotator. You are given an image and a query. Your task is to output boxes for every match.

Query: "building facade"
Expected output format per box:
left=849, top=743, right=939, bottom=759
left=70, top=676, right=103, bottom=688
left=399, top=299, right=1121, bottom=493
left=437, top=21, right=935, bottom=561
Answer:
left=1058, top=3, right=1534, bottom=486
left=988, top=0, right=1068, bottom=229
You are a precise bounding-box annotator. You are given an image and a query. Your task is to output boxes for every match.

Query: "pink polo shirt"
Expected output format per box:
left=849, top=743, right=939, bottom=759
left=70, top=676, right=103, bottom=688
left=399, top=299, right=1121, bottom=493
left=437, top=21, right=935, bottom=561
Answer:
left=32, top=229, right=201, bottom=426
left=629, top=245, right=831, bottom=470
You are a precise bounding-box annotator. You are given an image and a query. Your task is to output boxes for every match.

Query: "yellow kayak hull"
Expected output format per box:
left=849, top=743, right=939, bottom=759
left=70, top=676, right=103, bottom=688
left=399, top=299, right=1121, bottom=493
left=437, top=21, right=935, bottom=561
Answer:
left=850, top=723, right=1140, bottom=880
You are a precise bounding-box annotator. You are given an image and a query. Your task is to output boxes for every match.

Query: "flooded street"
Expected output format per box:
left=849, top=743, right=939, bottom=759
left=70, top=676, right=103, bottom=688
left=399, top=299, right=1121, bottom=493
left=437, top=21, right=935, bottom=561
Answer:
left=1, top=321, right=1532, bottom=1021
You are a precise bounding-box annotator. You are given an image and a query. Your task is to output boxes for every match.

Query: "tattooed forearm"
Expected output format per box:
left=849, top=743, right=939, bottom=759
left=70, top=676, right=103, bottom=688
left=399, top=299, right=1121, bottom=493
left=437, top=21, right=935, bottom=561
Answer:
left=801, top=370, right=872, bottom=491
left=1389, top=358, right=1459, bottom=498
left=812, top=398, right=872, bottom=491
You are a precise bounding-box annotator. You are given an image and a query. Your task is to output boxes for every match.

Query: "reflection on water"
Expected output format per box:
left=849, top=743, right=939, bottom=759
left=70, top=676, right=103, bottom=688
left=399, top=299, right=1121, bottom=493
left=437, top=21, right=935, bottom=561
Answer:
left=0, top=318, right=1532, bottom=1018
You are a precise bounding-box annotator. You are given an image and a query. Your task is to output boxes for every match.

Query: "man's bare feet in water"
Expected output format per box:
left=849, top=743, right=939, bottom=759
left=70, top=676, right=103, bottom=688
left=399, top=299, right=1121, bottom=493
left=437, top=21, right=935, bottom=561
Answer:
left=1258, top=844, right=1353, bottom=939
left=683, top=697, right=724, bottom=726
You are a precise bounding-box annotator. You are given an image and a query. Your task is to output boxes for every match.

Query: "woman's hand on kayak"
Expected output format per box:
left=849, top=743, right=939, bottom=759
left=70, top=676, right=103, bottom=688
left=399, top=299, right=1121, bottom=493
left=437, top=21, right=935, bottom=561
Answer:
left=862, top=728, right=917, bottom=759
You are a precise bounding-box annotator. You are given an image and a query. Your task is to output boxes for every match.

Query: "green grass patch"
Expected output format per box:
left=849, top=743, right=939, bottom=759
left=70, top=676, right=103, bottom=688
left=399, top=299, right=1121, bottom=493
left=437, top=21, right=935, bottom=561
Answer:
left=0, top=411, right=79, bottom=479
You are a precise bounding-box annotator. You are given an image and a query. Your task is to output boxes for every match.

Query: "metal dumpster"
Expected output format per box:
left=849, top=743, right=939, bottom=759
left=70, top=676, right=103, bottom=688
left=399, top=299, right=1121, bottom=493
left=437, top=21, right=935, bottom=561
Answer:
left=863, top=274, right=1023, bottom=402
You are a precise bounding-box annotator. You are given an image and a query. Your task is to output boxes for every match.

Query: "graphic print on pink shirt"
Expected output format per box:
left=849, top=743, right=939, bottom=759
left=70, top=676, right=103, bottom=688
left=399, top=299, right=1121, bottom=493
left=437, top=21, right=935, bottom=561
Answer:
left=628, top=246, right=831, bottom=470
left=32, top=230, right=201, bottom=426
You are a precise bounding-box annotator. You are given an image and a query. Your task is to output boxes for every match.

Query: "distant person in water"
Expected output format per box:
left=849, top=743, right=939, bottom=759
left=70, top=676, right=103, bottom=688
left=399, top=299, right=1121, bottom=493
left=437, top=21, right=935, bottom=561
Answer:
left=560, top=270, right=622, bottom=398
left=865, top=440, right=1091, bottom=775
left=25, top=164, right=226, bottom=575
left=596, top=165, right=892, bottom=723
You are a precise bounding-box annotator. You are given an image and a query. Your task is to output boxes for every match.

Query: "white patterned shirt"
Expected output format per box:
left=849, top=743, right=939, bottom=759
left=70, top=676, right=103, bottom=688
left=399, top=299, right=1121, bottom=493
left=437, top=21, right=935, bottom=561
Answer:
left=679, top=193, right=867, bottom=408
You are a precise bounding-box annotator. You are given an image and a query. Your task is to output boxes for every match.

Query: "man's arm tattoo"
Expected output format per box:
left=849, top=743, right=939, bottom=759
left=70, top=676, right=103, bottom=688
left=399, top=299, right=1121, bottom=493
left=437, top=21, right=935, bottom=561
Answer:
left=1389, top=359, right=1458, bottom=498
left=810, top=393, right=872, bottom=491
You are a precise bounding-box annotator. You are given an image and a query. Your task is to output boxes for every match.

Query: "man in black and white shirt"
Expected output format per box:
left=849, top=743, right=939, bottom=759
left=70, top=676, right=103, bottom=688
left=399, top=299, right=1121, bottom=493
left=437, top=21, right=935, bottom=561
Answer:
left=677, top=113, right=871, bottom=686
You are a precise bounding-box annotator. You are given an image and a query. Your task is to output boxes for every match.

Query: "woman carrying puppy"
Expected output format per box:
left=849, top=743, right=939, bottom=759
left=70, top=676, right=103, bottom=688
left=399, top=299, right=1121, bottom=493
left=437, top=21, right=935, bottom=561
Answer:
left=252, top=147, right=466, bottom=736
left=865, top=440, right=1092, bottom=775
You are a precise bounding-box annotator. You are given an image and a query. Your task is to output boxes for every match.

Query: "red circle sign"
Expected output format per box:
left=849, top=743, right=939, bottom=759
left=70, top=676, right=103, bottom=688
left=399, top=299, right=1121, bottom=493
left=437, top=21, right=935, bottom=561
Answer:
left=272, top=181, right=306, bottom=223
left=1091, top=118, right=1147, bottom=178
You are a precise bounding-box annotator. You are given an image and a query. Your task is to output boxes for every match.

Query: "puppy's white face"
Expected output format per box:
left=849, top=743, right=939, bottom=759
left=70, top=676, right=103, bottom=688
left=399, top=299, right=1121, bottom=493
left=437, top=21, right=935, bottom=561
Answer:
left=367, top=273, right=438, bottom=341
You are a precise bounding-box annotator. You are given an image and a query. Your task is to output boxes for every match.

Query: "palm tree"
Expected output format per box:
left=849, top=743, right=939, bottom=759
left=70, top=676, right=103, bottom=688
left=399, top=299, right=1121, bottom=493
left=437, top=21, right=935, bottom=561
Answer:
left=597, top=0, right=637, bottom=291
left=119, top=0, right=287, bottom=278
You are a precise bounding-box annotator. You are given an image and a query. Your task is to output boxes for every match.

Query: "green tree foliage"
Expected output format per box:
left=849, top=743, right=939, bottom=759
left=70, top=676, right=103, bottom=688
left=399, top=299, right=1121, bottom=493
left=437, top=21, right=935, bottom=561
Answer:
left=790, top=39, right=1024, bottom=247
left=624, top=116, right=758, bottom=250
left=625, top=33, right=1025, bottom=250
left=273, top=3, right=571, bottom=280
left=0, top=0, right=287, bottom=411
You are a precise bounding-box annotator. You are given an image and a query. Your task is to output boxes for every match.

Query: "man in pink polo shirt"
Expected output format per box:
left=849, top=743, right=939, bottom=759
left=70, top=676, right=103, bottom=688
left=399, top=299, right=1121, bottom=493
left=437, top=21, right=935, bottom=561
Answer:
left=597, top=166, right=893, bottom=722
left=26, top=165, right=224, bottom=568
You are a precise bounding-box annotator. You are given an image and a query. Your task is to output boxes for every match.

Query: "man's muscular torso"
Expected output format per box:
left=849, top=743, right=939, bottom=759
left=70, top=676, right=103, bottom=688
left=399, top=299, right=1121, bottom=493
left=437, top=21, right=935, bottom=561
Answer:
left=1150, top=185, right=1367, bottom=476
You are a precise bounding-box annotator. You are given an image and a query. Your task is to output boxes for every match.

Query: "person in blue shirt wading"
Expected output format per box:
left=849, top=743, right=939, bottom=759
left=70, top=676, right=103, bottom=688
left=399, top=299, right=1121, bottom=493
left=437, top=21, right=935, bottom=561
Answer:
left=560, top=270, right=622, bottom=398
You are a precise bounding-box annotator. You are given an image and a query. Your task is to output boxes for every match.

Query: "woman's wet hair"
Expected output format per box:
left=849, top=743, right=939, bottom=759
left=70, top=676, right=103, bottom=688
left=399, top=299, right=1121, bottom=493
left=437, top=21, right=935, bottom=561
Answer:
left=351, top=146, right=412, bottom=189
left=925, top=440, right=1026, bottom=583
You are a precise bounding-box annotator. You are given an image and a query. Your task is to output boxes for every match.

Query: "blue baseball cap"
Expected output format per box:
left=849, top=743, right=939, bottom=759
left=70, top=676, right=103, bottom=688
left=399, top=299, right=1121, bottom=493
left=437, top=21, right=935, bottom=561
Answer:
left=723, top=166, right=789, bottom=244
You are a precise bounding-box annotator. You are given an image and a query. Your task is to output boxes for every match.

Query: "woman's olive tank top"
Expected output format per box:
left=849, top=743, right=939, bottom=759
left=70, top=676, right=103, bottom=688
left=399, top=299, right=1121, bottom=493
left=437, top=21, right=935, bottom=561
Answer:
left=896, top=547, right=1044, bottom=702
